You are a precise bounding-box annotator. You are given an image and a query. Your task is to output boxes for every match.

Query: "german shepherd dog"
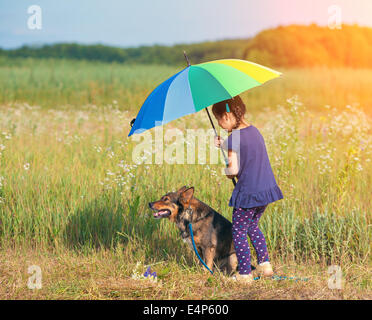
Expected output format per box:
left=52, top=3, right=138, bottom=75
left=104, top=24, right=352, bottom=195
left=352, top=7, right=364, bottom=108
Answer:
left=149, top=186, right=240, bottom=275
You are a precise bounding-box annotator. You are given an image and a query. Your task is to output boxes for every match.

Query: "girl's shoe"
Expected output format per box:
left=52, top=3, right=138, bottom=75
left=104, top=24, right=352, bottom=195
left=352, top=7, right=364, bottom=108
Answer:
left=256, top=261, right=274, bottom=277
left=230, top=273, right=254, bottom=284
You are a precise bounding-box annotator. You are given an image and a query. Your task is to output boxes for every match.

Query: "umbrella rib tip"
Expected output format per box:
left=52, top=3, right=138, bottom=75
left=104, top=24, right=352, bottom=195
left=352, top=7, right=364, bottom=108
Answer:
left=130, top=118, right=136, bottom=127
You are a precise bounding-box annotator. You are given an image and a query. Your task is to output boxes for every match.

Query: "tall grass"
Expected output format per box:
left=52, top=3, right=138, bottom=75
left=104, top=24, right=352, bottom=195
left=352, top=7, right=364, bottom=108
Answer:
left=0, top=57, right=176, bottom=110
left=1, top=57, right=372, bottom=116
left=0, top=88, right=370, bottom=264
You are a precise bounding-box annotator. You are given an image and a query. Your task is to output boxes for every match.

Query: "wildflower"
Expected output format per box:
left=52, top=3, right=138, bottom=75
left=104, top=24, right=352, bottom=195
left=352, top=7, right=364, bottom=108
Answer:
left=23, top=163, right=30, bottom=170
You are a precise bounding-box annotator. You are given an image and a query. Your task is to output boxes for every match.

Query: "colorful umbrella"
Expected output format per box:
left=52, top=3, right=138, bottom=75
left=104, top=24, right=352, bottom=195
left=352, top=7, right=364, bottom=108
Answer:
left=128, top=53, right=281, bottom=186
left=128, top=55, right=281, bottom=137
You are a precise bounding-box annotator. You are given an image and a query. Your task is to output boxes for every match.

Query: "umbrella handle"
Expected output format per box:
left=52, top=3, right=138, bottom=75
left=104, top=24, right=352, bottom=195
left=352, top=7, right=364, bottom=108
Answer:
left=182, top=53, right=235, bottom=186
left=204, top=107, right=237, bottom=187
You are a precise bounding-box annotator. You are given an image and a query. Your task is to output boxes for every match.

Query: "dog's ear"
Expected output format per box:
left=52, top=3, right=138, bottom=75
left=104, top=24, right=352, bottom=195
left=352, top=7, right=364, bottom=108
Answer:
left=180, top=187, right=194, bottom=204
left=177, top=186, right=187, bottom=194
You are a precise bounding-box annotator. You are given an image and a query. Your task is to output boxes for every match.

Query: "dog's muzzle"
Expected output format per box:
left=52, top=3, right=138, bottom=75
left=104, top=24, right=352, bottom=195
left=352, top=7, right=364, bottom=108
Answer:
left=149, top=202, right=171, bottom=219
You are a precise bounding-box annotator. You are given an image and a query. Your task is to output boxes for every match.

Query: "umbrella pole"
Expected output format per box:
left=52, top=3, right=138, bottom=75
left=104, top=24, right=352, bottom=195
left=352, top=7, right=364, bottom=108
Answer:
left=204, top=107, right=237, bottom=187
left=183, top=51, right=191, bottom=67
left=183, top=51, right=236, bottom=187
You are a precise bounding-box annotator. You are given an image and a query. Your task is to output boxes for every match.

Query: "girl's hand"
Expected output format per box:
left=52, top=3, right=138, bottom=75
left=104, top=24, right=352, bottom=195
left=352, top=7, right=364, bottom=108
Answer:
left=214, top=136, right=224, bottom=148
left=224, top=150, right=239, bottom=178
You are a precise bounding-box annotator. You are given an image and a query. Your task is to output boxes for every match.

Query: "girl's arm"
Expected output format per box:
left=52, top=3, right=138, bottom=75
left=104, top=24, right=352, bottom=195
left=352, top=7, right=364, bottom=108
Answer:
left=224, top=149, right=239, bottom=179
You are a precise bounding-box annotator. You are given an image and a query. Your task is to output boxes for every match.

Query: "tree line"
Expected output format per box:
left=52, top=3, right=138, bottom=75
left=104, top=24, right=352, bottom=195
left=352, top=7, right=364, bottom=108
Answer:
left=1, top=24, right=371, bottom=68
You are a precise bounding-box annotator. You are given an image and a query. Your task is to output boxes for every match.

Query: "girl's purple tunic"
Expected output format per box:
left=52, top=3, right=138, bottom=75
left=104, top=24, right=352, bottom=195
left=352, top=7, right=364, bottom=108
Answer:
left=222, top=125, right=283, bottom=209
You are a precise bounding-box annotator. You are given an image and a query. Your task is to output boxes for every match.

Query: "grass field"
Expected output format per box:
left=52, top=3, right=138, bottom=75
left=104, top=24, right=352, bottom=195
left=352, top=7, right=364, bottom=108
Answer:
left=0, top=58, right=371, bottom=299
left=1, top=57, right=372, bottom=116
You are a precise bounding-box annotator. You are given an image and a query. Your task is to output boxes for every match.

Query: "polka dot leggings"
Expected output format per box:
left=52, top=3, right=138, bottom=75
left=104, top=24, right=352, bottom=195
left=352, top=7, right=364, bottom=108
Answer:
left=232, top=205, right=269, bottom=275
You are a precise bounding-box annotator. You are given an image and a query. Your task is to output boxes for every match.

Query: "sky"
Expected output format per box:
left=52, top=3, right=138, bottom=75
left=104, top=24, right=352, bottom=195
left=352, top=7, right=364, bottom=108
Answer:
left=0, top=0, right=371, bottom=49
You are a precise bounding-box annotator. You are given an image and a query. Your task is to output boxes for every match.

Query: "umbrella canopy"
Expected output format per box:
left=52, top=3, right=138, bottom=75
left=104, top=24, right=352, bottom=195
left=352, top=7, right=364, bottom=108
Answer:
left=128, top=58, right=281, bottom=137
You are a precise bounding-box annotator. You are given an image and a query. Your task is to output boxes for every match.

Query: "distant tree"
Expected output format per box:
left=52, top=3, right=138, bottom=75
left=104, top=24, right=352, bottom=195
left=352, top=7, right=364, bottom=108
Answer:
left=242, top=24, right=372, bottom=68
left=1, top=24, right=371, bottom=68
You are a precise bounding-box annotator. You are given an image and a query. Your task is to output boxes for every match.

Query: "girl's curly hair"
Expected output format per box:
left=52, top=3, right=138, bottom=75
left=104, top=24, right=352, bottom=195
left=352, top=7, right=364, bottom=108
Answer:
left=211, top=95, right=246, bottom=130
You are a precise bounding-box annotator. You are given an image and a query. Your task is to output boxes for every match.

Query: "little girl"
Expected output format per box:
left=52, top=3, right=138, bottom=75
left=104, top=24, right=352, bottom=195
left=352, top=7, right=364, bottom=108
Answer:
left=212, top=95, right=283, bottom=284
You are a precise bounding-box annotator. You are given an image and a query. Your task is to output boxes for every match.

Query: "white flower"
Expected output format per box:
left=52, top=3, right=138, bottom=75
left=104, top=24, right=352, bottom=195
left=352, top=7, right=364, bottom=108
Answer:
left=106, top=170, right=115, bottom=176
left=94, top=146, right=102, bottom=153
left=24, top=163, right=30, bottom=170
